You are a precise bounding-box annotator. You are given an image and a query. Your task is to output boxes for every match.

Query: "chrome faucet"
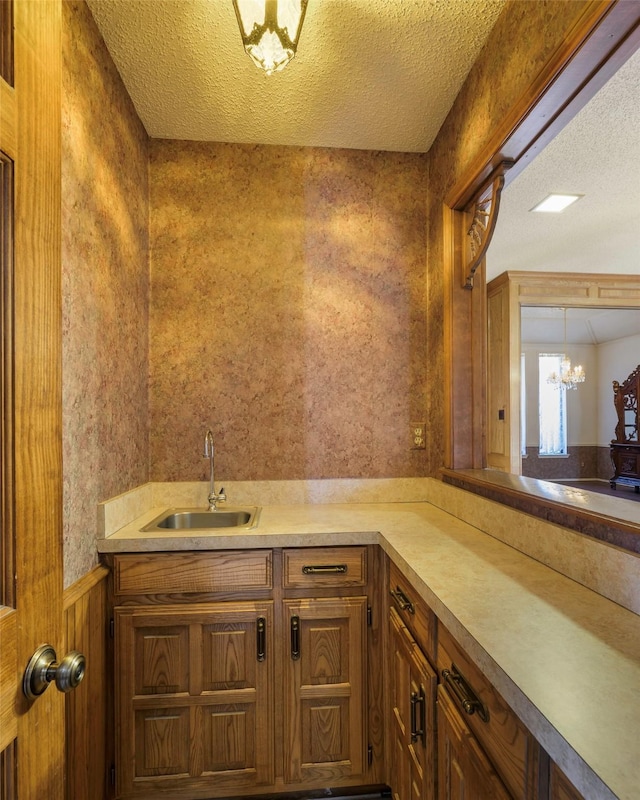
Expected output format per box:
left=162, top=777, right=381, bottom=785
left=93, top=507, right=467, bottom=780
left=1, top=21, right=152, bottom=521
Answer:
left=203, top=429, right=226, bottom=511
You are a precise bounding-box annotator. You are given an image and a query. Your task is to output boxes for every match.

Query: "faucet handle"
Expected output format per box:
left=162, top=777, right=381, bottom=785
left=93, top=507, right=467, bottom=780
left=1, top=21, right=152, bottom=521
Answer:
left=218, top=487, right=226, bottom=504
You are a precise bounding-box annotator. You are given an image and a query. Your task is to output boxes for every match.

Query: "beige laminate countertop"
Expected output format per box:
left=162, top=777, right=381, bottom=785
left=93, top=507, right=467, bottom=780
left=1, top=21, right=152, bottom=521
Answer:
left=98, top=501, right=640, bottom=800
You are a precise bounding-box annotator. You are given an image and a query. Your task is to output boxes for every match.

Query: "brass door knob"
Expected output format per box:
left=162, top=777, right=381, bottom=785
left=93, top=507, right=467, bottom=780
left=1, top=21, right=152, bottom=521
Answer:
left=23, top=644, right=86, bottom=701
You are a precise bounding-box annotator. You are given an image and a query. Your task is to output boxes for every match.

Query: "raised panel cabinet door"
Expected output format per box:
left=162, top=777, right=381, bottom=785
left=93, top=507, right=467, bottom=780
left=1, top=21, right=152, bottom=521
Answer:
left=389, top=607, right=437, bottom=800
left=437, top=686, right=511, bottom=800
left=549, top=762, right=585, bottom=800
left=115, top=601, right=274, bottom=797
left=283, top=596, right=368, bottom=787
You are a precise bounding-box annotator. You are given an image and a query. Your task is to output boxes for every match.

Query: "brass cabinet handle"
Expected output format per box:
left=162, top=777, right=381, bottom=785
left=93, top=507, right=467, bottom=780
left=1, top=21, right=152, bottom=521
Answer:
left=290, top=615, right=300, bottom=660
left=256, top=617, right=266, bottom=662
left=390, top=586, right=415, bottom=614
left=442, top=663, right=490, bottom=723
left=410, top=687, right=426, bottom=743
left=301, top=564, right=347, bottom=574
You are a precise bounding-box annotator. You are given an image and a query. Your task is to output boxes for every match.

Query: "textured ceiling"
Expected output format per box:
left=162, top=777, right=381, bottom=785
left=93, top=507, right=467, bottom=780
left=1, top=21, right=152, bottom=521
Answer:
left=85, top=0, right=506, bottom=152
left=487, top=47, right=640, bottom=280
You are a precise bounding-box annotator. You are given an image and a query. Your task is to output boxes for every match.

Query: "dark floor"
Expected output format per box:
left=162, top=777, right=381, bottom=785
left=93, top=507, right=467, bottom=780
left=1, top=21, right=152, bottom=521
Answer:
left=552, top=479, right=640, bottom=501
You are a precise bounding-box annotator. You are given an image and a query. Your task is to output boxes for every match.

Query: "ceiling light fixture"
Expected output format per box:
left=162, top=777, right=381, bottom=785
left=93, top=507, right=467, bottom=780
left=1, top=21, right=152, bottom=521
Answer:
left=233, top=0, right=308, bottom=76
left=530, top=193, right=583, bottom=213
left=547, top=308, right=586, bottom=391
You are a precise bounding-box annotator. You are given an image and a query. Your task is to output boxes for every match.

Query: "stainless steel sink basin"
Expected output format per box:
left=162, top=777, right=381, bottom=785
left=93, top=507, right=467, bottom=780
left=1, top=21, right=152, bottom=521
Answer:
left=142, top=507, right=260, bottom=532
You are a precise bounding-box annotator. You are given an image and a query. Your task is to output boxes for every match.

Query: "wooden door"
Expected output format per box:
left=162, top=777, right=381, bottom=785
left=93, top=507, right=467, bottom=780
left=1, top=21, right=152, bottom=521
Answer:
left=389, top=607, right=437, bottom=800
left=115, top=601, right=274, bottom=797
left=283, top=596, right=367, bottom=787
left=0, top=0, right=64, bottom=798
left=437, top=686, right=511, bottom=800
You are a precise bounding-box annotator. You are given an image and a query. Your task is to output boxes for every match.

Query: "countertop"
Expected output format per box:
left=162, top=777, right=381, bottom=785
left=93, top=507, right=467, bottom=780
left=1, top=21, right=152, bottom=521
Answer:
left=98, top=500, right=640, bottom=800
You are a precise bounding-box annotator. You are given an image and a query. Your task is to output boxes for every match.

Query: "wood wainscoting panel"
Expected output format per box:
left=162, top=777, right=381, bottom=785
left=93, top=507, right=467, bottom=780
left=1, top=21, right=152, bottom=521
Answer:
left=64, top=565, right=110, bottom=800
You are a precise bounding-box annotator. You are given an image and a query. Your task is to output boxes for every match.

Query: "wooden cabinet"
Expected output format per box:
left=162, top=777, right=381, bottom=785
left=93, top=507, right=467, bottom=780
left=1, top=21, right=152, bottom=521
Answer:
left=549, top=763, right=585, bottom=800
left=112, top=550, right=276, bottom=798
left=110, top=545, right=380, bottom=799
left=283, top=596, right=368, bottom=785
left=389, top=607, right=437, bottom=800
left=280, top=545, right=373, bottom=789
left=436, top=624, right=538, bottom=800
left=115, top=601, right=274, bottom=797
left=388, top=562, right=438, bottom=800
left=437, top=685, right=510, bottom=800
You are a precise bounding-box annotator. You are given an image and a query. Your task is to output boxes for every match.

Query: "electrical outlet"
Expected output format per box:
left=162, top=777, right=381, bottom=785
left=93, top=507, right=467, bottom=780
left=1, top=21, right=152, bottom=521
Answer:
left=411, top=422, right=426, bottom=450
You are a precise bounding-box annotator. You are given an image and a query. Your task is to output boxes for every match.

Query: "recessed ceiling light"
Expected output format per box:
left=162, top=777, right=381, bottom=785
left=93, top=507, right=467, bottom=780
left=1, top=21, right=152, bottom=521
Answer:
left=530, top=193, right=583, bottom=213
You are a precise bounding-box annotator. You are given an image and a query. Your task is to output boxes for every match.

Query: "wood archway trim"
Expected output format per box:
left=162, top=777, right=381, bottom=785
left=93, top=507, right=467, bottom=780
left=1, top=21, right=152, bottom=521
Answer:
left=444, top=0, right=640, bottom=471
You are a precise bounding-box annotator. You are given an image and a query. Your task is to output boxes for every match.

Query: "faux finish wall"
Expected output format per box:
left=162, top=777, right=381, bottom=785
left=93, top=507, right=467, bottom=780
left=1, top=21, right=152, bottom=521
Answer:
left=149, top=142, right=429, bottom=482
left=62, top=1, right=149, bottom=586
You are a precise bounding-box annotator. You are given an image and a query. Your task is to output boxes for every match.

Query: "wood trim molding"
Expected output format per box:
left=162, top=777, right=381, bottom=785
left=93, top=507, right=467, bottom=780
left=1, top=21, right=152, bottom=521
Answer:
left=64, top=564, right=110, bottom=800
left=444, top=1, right=640, bottom=473
left=463, top=161, right=513, bottom=289
left=496, top=270, right=640, bottom=306
left=446, top=1, right=640, bottom=209
left=63, top=564, right=109, bottom=611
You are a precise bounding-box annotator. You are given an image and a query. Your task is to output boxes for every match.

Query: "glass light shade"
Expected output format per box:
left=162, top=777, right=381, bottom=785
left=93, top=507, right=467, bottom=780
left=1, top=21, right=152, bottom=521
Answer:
left=233, top=0, right=308, bottom=75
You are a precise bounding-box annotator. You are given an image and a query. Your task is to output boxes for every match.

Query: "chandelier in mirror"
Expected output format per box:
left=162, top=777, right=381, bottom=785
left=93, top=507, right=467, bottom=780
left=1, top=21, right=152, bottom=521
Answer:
left=547, top=308, right=586, bottom=390
left=233, top=0, right=308, bottom=76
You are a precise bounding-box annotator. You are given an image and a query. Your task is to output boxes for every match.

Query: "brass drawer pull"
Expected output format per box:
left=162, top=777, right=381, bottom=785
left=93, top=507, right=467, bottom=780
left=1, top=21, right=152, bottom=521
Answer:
left=256, top=617, right=266, bottom=662
left=390, top=586, right=415, bottom=614
left=442, top=663, right=490, bottom=723
left=290, top=615, right=300, bottom=660
left=301, top=564, right=347, bottom=574
left=410, top=686, right=426, bottom=743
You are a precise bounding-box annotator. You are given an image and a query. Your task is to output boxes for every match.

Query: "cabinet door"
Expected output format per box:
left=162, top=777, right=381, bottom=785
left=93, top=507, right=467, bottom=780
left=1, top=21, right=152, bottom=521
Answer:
left=437, top=685, right=511, bottom=800
left=115, top=601, right=274, bottom=797
left=550, top=762, right=585, bottom=800
left=389, top=607, right=437, bottom=800
left=283, top=596, right=368, bottom=786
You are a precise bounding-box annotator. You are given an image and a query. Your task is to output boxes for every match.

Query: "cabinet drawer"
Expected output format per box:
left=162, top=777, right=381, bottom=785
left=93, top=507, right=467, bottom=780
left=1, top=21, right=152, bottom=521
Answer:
left=389, top=561, right=436, bottom=661
left=283, top=546, right=367, bottom=588
left=113, top=550, right=272, bottom=595
left=437, top=624, right=534, bottom=799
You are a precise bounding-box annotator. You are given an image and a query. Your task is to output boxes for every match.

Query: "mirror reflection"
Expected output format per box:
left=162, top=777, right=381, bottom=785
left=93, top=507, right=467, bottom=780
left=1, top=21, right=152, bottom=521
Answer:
left=485, top=47, right=640, bottom=502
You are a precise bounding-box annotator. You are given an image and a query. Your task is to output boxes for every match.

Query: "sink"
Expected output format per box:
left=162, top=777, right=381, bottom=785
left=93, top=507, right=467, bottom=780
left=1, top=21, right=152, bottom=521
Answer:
left=142, top=507, right=260, bottom=532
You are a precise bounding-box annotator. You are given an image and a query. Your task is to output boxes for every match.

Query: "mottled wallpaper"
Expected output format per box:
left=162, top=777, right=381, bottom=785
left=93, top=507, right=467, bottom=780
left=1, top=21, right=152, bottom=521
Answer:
left=149, top=142, right=429, bottom=482
left=62, top=0, right=596, bottom=585
left=62, top=0, right=149, bottom=586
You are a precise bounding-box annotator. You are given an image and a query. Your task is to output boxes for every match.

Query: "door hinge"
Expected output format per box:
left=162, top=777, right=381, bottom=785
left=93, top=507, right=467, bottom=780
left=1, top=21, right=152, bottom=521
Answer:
left=367, top=605, right=372, bottom=627
left=110, top=764, right=115, bottom=787
left=368, top=743, right=373, bottom=766
left=109, top=618, right=114, bottom=639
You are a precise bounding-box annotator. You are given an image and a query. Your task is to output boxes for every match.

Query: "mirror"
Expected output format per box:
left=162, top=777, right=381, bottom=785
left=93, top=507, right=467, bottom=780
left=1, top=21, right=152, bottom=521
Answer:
left=518, top=305, right=640, bottom=482
left=482, top=48, right=640, bottom=509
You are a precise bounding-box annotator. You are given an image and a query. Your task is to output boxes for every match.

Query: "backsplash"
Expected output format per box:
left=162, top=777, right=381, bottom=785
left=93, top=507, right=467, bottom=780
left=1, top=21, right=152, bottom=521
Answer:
left=99, top=478, right=640, bottom=616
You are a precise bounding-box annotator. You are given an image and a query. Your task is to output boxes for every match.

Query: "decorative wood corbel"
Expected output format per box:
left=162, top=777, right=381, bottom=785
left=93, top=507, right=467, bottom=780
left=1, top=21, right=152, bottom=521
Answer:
left=463, top=160, right=514, bottom=289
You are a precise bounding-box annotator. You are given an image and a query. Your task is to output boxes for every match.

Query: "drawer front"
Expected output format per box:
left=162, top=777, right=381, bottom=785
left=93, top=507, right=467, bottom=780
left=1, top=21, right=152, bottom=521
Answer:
left=283, top=546, right=367, bottom=588
left=437, top=623, right=533, bottom=799
left=389, top=561, right=436, bottom=661
left=114, top=550, right=272, bottom=595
